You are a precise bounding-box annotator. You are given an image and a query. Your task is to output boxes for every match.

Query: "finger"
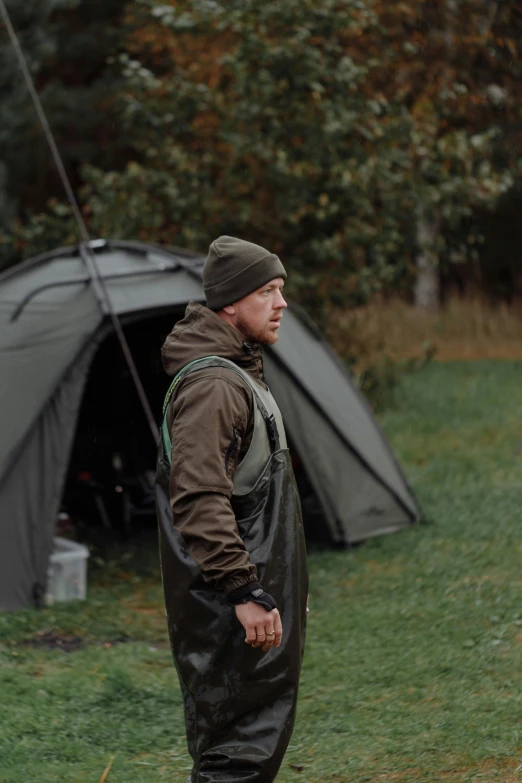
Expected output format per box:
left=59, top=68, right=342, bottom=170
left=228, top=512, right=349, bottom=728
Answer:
left=262, top=624, right=276, bottom=652
left=252, top=623, right=266, bottom=648
left=273, top=613, right=283, bottom=648
left=245, top=624, right=256, bottom=646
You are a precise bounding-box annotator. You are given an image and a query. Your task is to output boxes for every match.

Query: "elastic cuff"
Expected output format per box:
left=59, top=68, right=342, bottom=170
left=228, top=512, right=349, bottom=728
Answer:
left=223, top=572, right=258, bottom=596
left=226, top=582, right=262, bottom=604
left=227, top=583, right=277, bottom=612
left=246, top=588, right=277, bottom=612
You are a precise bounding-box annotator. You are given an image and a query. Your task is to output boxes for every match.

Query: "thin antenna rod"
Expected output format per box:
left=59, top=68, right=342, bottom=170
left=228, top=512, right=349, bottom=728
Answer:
left=0, top=0, right=160, bottom=445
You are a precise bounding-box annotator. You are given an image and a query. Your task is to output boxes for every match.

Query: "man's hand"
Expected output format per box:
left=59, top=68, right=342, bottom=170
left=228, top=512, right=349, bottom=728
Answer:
left=235, top=602, right=282, bottom=652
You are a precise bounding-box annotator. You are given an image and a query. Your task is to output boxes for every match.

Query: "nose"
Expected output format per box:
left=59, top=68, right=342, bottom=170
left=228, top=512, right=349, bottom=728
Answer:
left=275, top=290, right=287, bottom=309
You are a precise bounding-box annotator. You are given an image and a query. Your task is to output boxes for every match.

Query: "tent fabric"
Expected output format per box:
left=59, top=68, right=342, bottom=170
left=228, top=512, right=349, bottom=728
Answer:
left=267, top=309, right=418, bottom=520
left=0, top=244, right=203, bottom=482
left=0, top=286, right=101, bottom=482
left=264, top=352, right=412, bottom=544
left=0, top=240, right=421, bottom=611
left=0, top=340, right=99, bottom=610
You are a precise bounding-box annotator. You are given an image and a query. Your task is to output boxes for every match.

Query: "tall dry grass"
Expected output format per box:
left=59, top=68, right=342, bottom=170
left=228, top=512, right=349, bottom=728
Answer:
left=325, top=296, right=522, bottom=371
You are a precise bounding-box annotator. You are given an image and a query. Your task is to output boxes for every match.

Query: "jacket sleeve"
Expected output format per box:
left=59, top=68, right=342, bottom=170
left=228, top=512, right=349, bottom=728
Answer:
left=167, top=369, right=258, bottom=594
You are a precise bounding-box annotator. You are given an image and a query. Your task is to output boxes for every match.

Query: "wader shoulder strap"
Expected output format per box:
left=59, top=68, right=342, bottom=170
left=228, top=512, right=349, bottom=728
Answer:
left=161, top=355, right=280, bottom=465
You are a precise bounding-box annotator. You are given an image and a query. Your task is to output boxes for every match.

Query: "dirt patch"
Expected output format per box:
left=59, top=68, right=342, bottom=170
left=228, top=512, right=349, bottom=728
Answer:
left=29, top=631, right=86, bottom=652
left=365, top=756, right=522, bottom=783
left=18, top=631, right=168, bottom=653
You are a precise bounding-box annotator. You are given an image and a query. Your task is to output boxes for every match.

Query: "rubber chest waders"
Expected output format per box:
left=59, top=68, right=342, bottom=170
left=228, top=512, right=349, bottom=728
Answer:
left=155, top=356, right=308, bottom=783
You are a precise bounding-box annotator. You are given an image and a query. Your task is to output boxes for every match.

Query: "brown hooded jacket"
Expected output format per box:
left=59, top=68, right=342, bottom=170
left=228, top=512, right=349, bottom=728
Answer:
left=161, top=301, right=266, bottom=594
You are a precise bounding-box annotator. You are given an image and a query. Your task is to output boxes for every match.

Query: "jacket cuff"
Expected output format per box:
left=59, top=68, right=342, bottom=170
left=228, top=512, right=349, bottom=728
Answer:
left=226, top=581, right=262, bottom=604
left=227, top=583, right=277, bottom=612
left=223, top=572, right=258, bottom=595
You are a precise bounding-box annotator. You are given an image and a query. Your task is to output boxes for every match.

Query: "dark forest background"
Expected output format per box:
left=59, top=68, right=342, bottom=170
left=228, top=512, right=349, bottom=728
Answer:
left=1, top=0, right=522, bottom=316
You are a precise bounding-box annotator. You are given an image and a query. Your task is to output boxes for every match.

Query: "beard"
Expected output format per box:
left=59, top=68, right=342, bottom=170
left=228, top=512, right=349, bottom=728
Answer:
left=236, top=311, right=280, bottom=345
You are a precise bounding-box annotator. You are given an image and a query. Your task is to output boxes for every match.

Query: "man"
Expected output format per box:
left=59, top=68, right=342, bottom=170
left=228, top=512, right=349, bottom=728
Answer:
left=155, top=236, right=308, bottom=783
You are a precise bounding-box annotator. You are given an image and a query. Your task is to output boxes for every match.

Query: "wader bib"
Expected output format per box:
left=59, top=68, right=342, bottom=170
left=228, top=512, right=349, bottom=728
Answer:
left=156, top=356, right=308, bottom=783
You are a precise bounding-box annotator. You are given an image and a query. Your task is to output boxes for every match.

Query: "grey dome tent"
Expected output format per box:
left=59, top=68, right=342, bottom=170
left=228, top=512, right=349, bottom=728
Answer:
left=0, top=240, right=421, bottom=611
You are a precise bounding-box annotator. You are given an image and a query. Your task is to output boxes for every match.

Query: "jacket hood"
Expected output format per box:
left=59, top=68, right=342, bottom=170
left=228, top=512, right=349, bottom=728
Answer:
left=161, top=302, right=264, bottom=380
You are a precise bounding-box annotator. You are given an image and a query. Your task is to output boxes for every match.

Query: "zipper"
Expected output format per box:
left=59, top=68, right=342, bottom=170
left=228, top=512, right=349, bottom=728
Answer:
left=225, top=429, right=240, bottom=476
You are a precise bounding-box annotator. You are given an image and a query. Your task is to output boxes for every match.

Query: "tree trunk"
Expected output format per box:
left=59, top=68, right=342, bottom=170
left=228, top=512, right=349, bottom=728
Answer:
left=414, top=213, right=440, bottom=310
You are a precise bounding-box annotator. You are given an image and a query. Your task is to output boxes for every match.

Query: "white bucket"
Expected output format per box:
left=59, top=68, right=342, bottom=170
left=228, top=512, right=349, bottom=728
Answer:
left=46, top=536, right=90, bottom=604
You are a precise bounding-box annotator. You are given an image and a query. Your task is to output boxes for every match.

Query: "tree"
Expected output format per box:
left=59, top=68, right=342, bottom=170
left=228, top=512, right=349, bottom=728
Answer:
left=368, top=1, right=521, bottom=308
left=0, top=0, right=68, bottom=227
left=40, top=0, right=417, bottom=314
left=3, top=0, right=521, bottom=316
left=0, top=0, right=128, bottom=266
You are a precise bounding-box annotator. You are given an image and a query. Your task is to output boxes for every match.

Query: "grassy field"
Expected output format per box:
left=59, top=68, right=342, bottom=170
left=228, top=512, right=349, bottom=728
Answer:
left=2, top=361, right=522, bottom=783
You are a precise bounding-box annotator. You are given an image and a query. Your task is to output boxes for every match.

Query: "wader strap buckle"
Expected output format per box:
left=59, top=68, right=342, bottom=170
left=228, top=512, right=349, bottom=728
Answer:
left=265, top=413, right=280, bottom=452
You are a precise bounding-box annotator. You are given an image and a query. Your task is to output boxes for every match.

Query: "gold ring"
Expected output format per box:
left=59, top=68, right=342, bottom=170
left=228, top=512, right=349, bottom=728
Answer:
left=266, top=632, right=275, bottom=637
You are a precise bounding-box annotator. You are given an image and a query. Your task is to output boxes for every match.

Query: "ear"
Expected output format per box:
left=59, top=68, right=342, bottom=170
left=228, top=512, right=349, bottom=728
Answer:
left=222, top=304, right=236, bottom=315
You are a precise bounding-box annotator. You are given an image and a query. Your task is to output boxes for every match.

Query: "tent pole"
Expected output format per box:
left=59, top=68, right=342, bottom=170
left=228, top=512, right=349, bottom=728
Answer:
left=0, top=0, right=159, bottom=446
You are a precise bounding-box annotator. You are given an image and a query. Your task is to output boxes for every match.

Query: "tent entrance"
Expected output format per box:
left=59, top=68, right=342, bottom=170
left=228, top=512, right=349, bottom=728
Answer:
left=61, top=311, right=179, bottom=537
left=61, top=312, right=329, bottom=542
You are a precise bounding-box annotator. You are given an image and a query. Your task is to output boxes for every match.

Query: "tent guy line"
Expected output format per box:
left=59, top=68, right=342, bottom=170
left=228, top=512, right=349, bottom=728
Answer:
left=10, top=261, right=180, bottom=322
left=0, top=0, right=160, bottom=447
left=1, top=239, right=206, bottom=286
left=4, top=238, right=207, bottom=324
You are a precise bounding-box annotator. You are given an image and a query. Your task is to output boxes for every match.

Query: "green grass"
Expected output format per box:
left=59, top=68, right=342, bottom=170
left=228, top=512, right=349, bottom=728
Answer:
left=2, top=361, right=522, bottom=783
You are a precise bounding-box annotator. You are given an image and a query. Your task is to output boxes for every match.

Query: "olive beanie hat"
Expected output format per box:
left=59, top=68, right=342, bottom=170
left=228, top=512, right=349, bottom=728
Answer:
left=203, top=235, right=287, bottom=311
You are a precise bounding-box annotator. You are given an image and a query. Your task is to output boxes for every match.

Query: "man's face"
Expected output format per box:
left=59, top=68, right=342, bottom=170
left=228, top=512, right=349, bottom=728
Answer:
left=233, top=278, right=287, bottom=345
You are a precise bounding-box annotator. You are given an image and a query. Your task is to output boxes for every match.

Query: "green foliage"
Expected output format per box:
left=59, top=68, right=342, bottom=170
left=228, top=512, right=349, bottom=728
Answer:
left=0, top=0, right=127, bottom=259
left=355, top=355, right=406, bottom=411
left=2, top=361, right=522, bottom=781
left=341, top=346, right=435, bottom=413
left=2, top=0, right=522, bottom=311
left=0, top=0, right=70, bottom=228
left=87, top=0, right=417, bottom=313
